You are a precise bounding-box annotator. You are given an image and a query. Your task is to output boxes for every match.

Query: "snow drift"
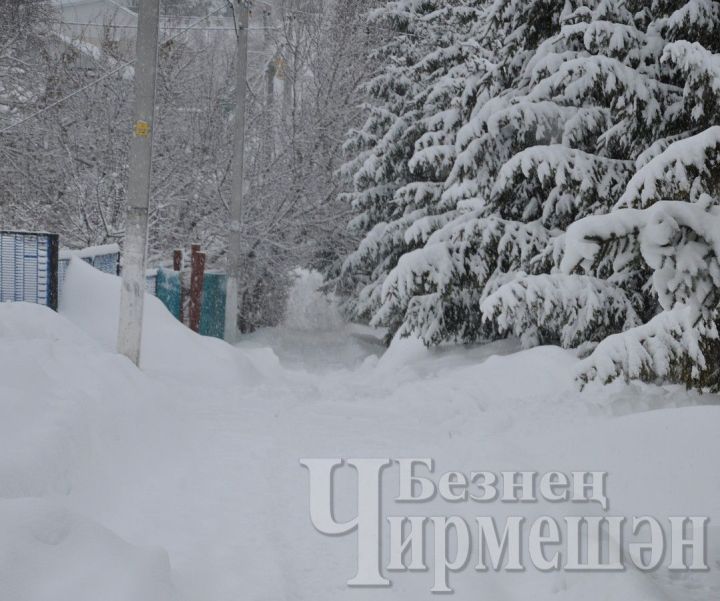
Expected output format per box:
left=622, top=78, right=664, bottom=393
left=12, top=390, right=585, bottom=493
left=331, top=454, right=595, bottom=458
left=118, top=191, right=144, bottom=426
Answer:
left=0, top=258, right=718, bottom=600
left=60, top=258, right=266, bottom=385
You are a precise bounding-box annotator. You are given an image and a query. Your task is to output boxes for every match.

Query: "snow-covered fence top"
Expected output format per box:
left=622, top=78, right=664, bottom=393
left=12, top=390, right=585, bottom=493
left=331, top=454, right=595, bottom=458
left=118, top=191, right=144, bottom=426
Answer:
left=58, top=243, right=120, bottom=263
left=58, top=244, right=160, bottom=295
left=58, top=243, right=120, bottom=296
left=0, top=231, right=59, bottom=310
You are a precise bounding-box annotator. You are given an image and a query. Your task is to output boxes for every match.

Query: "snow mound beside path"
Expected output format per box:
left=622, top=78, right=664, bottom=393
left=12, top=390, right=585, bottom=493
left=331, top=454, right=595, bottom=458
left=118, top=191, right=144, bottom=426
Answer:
left=0, top=301, right=179, bottom=601
left=0, top=499, right=173, bottom=601
left=60, top=258, right=271, bottom=385
left=0, top=260, right=281, bottom=601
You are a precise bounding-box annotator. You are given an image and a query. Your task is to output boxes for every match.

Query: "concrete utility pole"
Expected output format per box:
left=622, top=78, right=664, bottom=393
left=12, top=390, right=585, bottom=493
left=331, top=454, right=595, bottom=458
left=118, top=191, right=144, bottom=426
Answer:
left=224, top=0, right=250, bottom=343
left=117, top=0, right=161, bottom=366
left=263, top=7, right=275, bottom=108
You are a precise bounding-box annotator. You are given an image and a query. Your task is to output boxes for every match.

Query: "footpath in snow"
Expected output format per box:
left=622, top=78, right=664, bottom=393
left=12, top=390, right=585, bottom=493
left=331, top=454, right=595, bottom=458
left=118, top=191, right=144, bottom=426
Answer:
left=0, top=259, right=718, bottom=601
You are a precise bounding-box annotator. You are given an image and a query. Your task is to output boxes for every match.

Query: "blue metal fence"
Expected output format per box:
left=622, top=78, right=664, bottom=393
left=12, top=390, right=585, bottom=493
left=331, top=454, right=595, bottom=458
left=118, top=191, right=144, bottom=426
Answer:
left=58, top=244, right=121, bottom=294
left=155, top=268, right=181, bottom=317
left=1, top=233, right=227, bottom=338
left=40, top=242, right=166, bottom=303
left=0, top=231, right=59, bottom=310
left=199, top=272, right=226, bottom=339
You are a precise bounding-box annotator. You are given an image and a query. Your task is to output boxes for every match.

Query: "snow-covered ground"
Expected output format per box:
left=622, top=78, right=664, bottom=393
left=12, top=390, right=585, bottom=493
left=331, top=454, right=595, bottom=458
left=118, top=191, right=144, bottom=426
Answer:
left=0, top=259, right=718, bottom=600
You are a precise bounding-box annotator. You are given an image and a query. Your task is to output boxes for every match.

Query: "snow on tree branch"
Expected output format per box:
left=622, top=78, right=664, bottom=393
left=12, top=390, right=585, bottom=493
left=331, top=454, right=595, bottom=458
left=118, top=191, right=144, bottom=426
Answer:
left=481, top=273, right=641, bottom=349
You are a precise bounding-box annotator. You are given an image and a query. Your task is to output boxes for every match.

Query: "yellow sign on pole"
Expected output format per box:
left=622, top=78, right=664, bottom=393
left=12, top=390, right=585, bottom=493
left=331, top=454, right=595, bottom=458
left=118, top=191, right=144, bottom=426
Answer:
left=133, top=120, right=151, bottom=138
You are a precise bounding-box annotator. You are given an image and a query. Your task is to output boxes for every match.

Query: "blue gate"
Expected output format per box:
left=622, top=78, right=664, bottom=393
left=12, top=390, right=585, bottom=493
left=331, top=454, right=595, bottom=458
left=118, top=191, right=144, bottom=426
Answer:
left=0, top=231, right=59, bottom=310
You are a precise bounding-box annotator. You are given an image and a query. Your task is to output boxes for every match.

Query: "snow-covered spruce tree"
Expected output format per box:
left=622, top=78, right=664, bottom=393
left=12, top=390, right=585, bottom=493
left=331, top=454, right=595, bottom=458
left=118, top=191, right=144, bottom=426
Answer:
left=480, top=3, right=720, bottom=371
left=562, top=126, right=720, bottom=389
left=341, top=0, right=720, bottom=384
left=339, top=0, right=487, bottom=326
left=540, top=3, right=720, bottom=389
left=375, top=0, right=665, bottom=345
left=541, top=4, right=720, bottom=389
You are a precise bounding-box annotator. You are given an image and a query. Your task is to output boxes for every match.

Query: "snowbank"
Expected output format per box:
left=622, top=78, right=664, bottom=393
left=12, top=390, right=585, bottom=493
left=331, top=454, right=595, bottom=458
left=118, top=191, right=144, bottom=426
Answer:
left=0, top=499, right=173, bottom=601
left=59, top=257, right=266, bottom=385
left=0, top=300, right=182, bottom=600
left=0, top=260, right=280, bottom=601
left=0, top=258, right=718, bottom=601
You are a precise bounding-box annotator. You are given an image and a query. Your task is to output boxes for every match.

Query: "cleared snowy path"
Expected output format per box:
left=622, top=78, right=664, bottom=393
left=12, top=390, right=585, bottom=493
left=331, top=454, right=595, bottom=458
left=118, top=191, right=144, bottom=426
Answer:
left=0, top=260, right=718, bottom=601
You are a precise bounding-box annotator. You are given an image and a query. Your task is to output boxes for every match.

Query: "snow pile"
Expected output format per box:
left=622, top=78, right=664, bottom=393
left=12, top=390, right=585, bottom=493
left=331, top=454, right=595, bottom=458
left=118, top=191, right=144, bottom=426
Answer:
left=60, top=258, right=265, bottom=385
left=0, top=499, right=172, bottom=601
left=0, top=259, right=279, bottom=601
left=0, top=300, right=178, bottom=600
left=0, top=258, right=718, bottom=601
left=244, top=269, right=381, bottom=372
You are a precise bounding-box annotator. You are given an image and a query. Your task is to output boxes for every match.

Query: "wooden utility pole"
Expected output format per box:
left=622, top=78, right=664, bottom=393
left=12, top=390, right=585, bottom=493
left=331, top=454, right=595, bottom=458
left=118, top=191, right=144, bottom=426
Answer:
left=224, top=0, right=250, bottom=343
left=117, top=0, right=161, bottom=366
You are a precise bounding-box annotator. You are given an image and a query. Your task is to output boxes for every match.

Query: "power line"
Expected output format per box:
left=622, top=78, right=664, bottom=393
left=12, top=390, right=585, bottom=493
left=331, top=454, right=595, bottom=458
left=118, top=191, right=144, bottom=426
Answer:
left=0, top=61, right=134, bottom=135
left=55, top=20, right=237, bottom=32
left=54, top=21, right=279, bottom=32
left=0, top=3, right=236, bottom=135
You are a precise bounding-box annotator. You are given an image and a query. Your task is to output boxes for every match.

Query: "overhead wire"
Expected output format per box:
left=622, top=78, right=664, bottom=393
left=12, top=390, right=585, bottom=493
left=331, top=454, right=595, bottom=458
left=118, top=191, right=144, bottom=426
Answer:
left=0, top=1, right=242, bottom=134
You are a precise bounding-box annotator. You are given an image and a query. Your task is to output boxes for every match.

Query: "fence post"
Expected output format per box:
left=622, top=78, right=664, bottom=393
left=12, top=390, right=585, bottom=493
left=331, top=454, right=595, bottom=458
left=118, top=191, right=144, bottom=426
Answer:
left=173, top=249, right=184, bottom=323
left=47, top=234, right=59, bottom=311
left=188, top=245, right=206, bottom=333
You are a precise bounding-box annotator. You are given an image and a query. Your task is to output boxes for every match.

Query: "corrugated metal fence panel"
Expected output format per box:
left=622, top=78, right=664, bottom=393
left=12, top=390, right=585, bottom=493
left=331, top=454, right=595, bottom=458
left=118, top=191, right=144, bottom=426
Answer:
left=91, top=252, right=120, bottom=275
left=0, top=232, right=58, bottom=309
left=155, top=268, right=181, bottom=319
left=199, top=272, right=226, bottom=339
